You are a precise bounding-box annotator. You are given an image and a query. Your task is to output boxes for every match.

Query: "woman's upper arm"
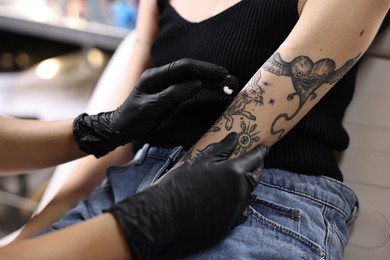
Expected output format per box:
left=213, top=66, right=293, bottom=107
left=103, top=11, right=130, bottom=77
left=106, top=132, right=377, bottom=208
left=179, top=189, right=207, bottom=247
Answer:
left=287, top=0, right=389, bottom=62
left=115, top=0, right=160, bottom=103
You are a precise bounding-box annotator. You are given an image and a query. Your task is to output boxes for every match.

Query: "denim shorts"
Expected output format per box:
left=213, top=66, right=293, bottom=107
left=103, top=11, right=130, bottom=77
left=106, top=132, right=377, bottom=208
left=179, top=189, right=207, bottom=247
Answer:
left=36, top=144, right=359, bottom=260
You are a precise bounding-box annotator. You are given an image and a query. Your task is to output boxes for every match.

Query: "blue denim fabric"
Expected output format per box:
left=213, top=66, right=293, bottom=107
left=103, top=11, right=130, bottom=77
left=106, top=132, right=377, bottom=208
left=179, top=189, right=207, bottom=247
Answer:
left=174, top=169, right=359, bottom=260
left=36, top=145, right=359, bottom=260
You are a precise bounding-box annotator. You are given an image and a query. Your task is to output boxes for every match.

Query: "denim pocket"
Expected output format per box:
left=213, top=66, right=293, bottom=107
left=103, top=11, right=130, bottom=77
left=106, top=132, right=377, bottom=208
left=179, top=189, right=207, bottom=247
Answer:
left=249, top=197, right=326, bottom=259
left=250, top=197, right=301, bottom=232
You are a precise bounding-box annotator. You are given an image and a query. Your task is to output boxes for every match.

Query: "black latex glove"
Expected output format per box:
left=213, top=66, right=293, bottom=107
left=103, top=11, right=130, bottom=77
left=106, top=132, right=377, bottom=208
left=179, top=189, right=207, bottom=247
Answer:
left=107, top=133, right=269, bottom=260
left=73, top=58, right=229, bottom=157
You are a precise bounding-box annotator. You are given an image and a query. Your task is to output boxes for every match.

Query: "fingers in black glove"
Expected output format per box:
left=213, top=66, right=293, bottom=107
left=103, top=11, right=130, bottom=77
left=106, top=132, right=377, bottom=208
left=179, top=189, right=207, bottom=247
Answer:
left=203, top=74, right=239, bottom=95
left=73, top=59, right=229, bottom=158
left=146, top=79, right=203, bottom=109
left=194, top=131, right=239, bottom=160
left=107, top=133, right=269, bottom=260
left=225, top=142, right=268, bottom=190
left=139, top=58, right=228, bottom=93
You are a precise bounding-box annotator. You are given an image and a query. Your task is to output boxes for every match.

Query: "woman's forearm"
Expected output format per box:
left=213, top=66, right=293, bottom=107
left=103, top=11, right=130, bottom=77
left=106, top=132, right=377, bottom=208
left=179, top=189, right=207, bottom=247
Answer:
left=189, top=0, right=389, bottom=158
left=0, top=213, right=131, bottom=260
left=189, top=52, right=359, bottom=156
left=0, top=116, right=85, bottom=175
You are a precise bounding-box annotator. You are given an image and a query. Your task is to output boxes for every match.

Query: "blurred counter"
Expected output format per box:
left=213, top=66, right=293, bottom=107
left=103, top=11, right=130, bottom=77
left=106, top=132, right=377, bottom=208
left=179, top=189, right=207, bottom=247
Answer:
left=0, top=0, right=137, bottom=51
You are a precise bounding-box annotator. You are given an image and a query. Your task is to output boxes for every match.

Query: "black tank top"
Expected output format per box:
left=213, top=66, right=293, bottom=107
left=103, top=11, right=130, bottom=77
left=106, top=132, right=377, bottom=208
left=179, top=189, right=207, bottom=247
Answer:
left=135, top=0, right=362, bottom=181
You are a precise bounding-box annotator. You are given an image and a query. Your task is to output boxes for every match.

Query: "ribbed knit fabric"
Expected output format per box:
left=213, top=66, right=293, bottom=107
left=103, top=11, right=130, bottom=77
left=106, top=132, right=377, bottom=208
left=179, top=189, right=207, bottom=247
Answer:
left=133, top=0, right=362, bottom=181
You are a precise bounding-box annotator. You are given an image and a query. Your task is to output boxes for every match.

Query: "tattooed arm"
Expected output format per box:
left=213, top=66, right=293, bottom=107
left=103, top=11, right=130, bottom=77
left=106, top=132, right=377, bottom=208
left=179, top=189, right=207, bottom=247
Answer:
left=187, top=0, right=389, bottom=158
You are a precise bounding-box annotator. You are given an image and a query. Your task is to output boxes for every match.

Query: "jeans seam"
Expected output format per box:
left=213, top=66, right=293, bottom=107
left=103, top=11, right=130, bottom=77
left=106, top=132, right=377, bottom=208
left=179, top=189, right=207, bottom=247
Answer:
left=324, top=219, right=345, bottom=259
left=253, top=197, right=302, bottom=220
left=259, top=181, right=349, bottom=220
left=137, top=146, right=185, bottom=190
left=249, top=206, right=326, bottom=258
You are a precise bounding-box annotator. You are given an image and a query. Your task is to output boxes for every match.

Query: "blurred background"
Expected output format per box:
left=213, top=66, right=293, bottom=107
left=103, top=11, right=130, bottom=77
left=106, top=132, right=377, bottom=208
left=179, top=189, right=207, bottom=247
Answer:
left=0, top=0, right=138, bottom=238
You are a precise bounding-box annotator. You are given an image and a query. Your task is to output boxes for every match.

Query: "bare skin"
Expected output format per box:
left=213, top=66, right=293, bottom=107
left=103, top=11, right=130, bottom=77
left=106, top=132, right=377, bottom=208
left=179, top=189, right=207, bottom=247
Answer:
left=0, top=214, right=131, bottom=260
left=0, top=116, right=84, bottom=175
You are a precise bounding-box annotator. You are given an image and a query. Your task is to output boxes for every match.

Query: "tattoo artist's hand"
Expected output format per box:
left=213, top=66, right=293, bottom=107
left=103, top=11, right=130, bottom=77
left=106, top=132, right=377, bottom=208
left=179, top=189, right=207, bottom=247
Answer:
left=73, top=58, right=229, bottom=157
left=107, top=133, right=269, bottom=260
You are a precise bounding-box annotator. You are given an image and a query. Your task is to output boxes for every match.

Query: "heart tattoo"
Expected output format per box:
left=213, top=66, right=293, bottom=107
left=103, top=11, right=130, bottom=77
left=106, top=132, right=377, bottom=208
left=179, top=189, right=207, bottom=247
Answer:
left=264, top=52, right=360, bottom=138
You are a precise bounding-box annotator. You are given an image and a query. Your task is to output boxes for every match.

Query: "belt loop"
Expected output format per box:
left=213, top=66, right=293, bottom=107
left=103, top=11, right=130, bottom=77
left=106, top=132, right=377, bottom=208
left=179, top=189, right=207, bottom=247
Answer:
left=134, top=143, right=150, bottom=165
left=347, top=200, right=360, bottom=225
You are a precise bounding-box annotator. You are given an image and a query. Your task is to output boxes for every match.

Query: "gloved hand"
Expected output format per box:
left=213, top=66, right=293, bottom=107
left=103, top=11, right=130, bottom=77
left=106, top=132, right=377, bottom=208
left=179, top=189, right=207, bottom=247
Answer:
left=73, top=58, right=229, bottom=157
left=107, top=132, right=269, bottom=260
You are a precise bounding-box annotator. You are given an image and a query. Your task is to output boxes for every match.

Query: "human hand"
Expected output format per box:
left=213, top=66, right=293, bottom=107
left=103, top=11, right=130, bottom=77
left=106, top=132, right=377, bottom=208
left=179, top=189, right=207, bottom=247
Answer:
left=107, top=132, right=268, bottom=260
left=73, top=58, right=231, bottom=157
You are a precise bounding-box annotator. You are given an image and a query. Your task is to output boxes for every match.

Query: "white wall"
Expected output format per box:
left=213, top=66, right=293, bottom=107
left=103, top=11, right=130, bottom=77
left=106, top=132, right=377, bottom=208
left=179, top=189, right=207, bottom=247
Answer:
left=342, top=25, right=390, bottom=260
